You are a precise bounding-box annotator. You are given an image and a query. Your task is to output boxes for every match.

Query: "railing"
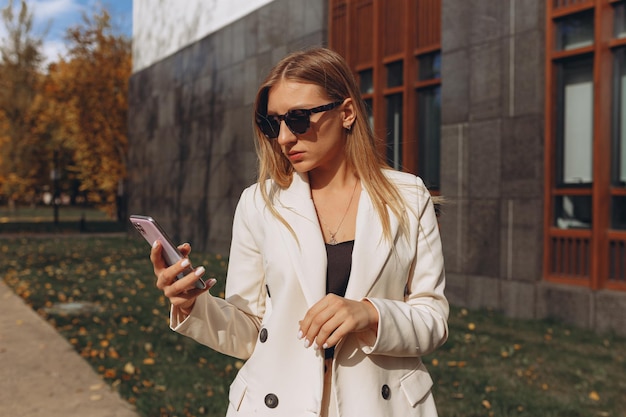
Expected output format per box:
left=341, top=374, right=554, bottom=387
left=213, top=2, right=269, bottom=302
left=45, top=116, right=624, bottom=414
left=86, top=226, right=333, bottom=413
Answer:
left=550, top=233, right=591, bottom=278
left=609, top=238, right=626, bottom=283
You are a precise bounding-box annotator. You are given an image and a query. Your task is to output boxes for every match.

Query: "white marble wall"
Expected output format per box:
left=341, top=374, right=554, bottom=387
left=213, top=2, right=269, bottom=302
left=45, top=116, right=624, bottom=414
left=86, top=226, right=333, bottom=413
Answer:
left=132, top=0, right=274, bottom=72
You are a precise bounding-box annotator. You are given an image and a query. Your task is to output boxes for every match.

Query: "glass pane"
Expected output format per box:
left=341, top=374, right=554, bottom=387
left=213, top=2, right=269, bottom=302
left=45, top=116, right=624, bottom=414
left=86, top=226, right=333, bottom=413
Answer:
left=359, top=69, right=374, bottom=95
left=557, top=58, right=594, bottom=186
left=614, top=48, right=626, bottom=186
left=556, top=11, right=594, bottom=51
left=386, top=94, right=403, bottom=170
left=555, top=195, right=592, bottom=229
left=418, top=52, right=441, bottom=81
left=364, top=98, right=374, bottom=131
left=386, top=61, right=403, bottom=88
left=615, top=2, right=626, bottom=39
left=612, top=196, right=626, bottom=229
left=417, top=86, right=441, bottom=189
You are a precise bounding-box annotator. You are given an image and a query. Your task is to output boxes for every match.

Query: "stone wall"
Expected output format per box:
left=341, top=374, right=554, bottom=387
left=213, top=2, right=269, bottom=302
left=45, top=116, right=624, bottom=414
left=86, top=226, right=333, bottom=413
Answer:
left=439, top=0, right=626, bottom=336
left=128, top=0, right=328, bottom=255
left=439, top=0, right=546, bottom=318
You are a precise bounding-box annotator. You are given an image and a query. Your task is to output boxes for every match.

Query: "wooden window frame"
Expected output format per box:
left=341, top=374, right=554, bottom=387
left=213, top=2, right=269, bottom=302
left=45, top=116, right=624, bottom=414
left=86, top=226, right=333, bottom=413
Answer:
left=545, top=0, right=626, bottom=290
left=329, top=0, right=441, bottom=193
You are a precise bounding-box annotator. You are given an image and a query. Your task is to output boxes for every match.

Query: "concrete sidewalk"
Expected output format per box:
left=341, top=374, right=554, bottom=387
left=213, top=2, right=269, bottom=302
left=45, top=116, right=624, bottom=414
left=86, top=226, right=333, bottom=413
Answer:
left=0, top=280, right=139, bottom=417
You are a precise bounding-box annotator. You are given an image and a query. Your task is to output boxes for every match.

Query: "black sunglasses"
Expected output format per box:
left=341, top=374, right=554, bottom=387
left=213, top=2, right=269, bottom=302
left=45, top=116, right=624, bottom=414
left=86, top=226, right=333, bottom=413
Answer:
left=255, top=101, right=344, bottom=139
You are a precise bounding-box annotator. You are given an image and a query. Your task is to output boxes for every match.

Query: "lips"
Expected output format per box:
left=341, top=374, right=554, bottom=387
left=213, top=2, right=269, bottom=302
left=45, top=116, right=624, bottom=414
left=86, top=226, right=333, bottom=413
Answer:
left=287, top=151, right=304, bottom=162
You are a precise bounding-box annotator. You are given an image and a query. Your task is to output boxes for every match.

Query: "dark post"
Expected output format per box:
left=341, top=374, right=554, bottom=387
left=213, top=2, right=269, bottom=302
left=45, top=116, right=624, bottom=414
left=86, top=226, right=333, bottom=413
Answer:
left=51, top=150, right=60, bottom=224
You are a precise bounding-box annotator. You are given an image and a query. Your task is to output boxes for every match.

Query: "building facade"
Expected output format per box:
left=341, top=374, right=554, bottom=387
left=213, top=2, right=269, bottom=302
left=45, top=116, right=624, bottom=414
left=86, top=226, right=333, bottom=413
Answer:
left=129, top=0, right=626, bottom=335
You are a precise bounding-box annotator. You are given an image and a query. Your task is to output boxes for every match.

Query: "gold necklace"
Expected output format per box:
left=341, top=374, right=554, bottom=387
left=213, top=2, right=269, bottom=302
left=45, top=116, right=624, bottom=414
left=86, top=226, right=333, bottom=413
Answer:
left=315, top=179, right=359, bottom=245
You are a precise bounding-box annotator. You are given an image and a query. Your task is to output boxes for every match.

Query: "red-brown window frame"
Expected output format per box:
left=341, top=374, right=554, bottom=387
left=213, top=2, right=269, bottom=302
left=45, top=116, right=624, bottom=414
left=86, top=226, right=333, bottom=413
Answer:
left=328, top=0, right=441, bottom=191
left=544, top=0, right=626, bottom=290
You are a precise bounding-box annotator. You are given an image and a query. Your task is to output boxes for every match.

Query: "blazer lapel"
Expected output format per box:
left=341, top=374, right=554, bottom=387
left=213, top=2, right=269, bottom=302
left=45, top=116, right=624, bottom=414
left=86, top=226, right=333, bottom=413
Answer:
left=273, top=173, right=327, bottom=307
left=345, top=187, right=399, bottom=300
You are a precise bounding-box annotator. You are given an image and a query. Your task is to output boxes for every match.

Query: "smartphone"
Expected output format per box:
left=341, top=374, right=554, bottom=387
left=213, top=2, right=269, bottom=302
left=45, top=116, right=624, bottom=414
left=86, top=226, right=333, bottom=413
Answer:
left=129, top=215, right=206, bottom=289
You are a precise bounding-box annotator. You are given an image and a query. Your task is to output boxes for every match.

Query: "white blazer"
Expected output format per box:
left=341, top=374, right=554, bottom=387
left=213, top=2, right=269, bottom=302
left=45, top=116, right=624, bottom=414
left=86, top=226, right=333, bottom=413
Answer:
left=171, top=169, right=449, bottom=417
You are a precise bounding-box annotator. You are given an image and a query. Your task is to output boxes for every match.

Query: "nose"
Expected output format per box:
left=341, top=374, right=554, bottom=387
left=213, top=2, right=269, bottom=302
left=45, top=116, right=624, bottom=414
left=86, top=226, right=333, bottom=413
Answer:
left=276, top=120, right=297, bottom=146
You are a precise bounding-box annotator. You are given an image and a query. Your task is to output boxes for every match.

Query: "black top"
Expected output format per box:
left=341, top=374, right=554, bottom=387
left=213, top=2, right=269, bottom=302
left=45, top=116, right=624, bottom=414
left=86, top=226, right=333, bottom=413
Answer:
left=325, top=240, right=354, bottom=359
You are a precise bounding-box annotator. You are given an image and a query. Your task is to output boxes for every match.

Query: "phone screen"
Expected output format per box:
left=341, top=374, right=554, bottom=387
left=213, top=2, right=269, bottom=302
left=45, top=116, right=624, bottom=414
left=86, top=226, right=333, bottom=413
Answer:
left=130, top=215, right=206, bottom=289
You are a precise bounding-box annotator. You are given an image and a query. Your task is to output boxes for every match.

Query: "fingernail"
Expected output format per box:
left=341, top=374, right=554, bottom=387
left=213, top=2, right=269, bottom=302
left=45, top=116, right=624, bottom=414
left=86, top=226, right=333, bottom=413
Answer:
left=297, top=330, right=303, bottom=340
left=304, top=339, right=310, bottom=348
left=207, top=278, right=217, bottom=287
left=181, top=259, right=190, bottom=268
left=152, top=240, right=159, bottom=249
left=313, top=341, right=319, bottom=350
left=194, top=266, right=205, bottom=276
left=322, top=343, right=328, bottom=349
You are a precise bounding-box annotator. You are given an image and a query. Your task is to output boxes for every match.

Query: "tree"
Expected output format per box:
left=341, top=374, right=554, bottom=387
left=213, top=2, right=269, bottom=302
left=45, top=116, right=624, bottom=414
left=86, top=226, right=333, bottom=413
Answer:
left=45, top=8, right=131, bottom=217
left=0, top=0, right=45, bottom=205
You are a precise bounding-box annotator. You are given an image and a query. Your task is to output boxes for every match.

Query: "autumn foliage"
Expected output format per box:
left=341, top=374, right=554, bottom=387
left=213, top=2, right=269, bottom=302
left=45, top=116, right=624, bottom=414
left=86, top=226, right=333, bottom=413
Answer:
left=0, top=0, right=131, bottom=216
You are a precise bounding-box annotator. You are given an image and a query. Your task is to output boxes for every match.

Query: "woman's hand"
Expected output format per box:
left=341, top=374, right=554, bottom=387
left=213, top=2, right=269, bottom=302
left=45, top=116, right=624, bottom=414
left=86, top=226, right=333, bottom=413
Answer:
left=150, top=241, right=215, bottom=316
left=297, top=293, right=379, bottom=350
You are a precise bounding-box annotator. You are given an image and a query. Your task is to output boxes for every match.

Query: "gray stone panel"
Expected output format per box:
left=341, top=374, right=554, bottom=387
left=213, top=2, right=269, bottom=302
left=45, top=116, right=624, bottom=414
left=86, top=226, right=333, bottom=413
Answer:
left=443, top=272, right=469, bottom=307
left=469, top=0, right=506, bottom=46
left=512, top=29, right=544, bottom=117
left=501, top=115, right=544, bottom=199
left=467, top=275, right=501, bottom=310
left=128, top=0, right=328, bottom=255
left=439, top=198, right=469, bottom=274
left=536, top=283, right=593, bottom=329
left=442, top=0, right=470, bottom=52
left=440, top=123, right=469, bottom=200
left=512, top=0, right=544, bottom=35
left=500, top=279, right=537, bottom=319
left=466, top=199, right=501, bottom=277
left=499, top=199, right=543, bottom=282
left=469, top=40, right=503, bottom=121
left=594, top=291, right=626, bottom=335
left=441, top=49, right=469, bottom=124
left=468, top=119, right=501, bottom=199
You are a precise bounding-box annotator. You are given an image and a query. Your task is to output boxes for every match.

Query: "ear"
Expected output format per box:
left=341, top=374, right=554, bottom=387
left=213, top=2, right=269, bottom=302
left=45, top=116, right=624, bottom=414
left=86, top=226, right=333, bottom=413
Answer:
left=341, top=98, right=356, bottom=129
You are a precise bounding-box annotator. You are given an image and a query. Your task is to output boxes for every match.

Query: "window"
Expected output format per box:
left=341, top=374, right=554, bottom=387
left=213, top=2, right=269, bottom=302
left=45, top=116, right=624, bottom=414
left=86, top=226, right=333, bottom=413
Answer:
left=416, top=51, right=441, bottom=189
left=556, top=58, right=594, bottom=187
left=329, top=0, right=441, bottom=190
left=546, top=0, right=626, bottom=290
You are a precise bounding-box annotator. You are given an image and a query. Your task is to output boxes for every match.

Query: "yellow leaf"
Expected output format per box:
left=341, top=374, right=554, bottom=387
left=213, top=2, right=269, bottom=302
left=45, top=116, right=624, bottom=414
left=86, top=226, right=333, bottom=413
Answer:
left=123, top=362, right=135, bottom=374
left=143, top=358, right=155, bottom=365
left=482, top=400, right=491, bottom=409
left=431, top=358, right=439, bottom=367
left=468, top=322, right=476, bottom=331
left=589, top=391, right=600, bottom=401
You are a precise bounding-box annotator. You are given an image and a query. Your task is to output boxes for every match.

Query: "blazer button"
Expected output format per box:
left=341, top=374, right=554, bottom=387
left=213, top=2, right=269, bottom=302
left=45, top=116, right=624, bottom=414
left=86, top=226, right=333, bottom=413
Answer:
left=381, top=384, right=391, bottom=400
left=264, top=393, right=279, bottom=408
left=259, top=328, right=268, bottom=343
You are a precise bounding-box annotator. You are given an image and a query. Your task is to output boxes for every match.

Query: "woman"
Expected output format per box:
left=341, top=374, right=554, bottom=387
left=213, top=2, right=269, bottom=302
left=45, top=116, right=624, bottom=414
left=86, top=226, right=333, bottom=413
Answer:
left=151, top=47, right=449, bottom=416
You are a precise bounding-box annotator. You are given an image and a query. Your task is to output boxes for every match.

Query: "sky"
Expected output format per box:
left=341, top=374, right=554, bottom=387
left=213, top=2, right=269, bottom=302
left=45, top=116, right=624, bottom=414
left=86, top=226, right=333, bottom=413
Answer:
left=0, top=0, right=132, bottom=65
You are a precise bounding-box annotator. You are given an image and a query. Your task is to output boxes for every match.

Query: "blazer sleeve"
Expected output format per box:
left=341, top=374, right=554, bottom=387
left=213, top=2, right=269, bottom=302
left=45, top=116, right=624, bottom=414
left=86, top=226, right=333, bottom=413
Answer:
left=170, top=185, right=267, bottom=360
left=360, top=177, right=449, bottom=357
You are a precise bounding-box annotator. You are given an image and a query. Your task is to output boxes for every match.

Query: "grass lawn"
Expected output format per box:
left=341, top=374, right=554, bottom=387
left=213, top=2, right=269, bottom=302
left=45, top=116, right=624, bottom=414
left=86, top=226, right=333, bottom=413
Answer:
left=0, top=205, right=125, bottom=233
left=1, top=235, right=625, bottom=417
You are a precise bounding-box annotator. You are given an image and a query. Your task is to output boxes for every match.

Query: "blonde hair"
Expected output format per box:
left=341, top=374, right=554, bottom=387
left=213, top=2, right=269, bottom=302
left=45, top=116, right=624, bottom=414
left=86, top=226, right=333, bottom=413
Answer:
left=252, top=47, right=409, bottom=240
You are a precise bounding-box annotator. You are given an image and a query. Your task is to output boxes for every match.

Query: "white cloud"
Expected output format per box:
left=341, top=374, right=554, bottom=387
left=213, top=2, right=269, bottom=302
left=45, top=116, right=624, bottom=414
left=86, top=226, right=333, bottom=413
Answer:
left=41, top=37, right=67, bottom=66
left=31, top=0, right=83, bottom=22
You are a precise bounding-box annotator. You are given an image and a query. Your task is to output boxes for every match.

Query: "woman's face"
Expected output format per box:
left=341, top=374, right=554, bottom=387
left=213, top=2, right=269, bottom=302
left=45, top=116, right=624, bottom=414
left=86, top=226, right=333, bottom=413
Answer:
left=266, top=80, right=350, bottom=174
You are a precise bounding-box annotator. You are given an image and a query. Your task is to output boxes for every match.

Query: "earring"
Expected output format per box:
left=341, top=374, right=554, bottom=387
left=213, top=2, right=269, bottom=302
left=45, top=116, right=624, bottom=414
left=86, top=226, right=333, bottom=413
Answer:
left=344, top=123, right=353, bottom=131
